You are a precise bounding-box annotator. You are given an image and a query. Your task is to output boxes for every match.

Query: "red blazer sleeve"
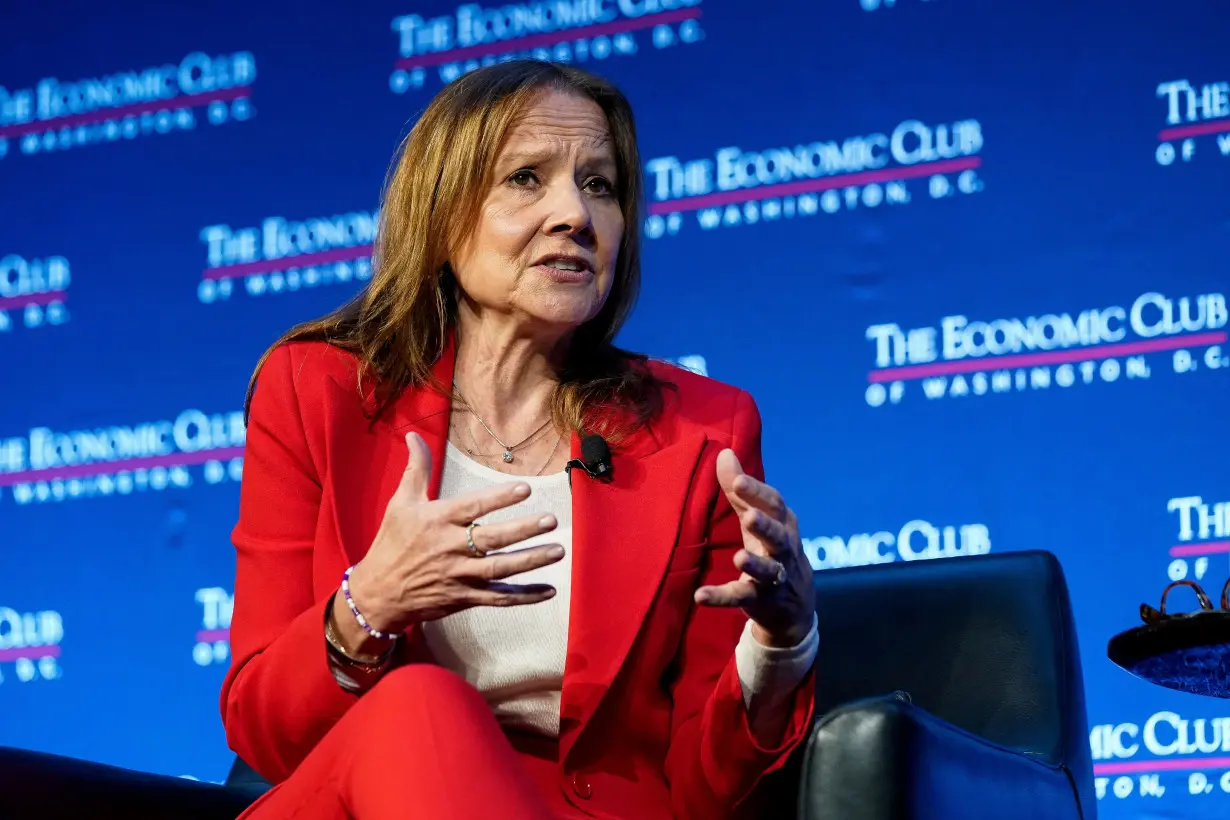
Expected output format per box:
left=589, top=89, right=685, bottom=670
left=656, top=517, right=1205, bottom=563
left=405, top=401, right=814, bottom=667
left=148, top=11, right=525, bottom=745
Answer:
left=219, top=343, right=360, bottom=783
left=663, top=389, right=816, bottom=819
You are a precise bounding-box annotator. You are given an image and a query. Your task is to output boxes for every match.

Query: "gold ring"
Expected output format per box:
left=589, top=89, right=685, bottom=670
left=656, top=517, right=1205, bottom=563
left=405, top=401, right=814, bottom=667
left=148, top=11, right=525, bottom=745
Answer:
left=465, top=521, right=483, bottom=557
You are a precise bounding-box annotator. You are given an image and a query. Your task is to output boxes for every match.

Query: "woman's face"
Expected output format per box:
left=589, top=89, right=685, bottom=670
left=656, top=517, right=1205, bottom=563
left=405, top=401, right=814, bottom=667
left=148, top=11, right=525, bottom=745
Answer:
left=450, top=89, right=624, bottom=337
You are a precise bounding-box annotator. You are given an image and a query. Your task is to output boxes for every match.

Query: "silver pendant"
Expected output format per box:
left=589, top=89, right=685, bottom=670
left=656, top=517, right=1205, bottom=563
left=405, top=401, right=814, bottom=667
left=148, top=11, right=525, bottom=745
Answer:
left=502, top=450, right=514, bottom=463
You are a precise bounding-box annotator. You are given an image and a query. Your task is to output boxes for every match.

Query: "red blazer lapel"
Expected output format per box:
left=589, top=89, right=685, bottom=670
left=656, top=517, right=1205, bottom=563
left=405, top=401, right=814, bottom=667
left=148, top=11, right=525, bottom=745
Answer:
left=386, top=345, right=456, bottom=503
left=559, top=419, right=707, bottom=764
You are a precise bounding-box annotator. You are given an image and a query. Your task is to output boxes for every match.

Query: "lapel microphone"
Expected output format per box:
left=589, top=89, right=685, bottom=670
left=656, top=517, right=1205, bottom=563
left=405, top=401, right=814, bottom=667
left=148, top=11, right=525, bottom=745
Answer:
left=566, top=434, right=613, bottom=486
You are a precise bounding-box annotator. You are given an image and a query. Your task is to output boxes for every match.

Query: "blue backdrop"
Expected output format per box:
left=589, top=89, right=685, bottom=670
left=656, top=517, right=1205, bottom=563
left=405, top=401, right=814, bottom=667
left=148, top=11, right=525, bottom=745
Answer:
left=2, top=0, right=1228, bottom=816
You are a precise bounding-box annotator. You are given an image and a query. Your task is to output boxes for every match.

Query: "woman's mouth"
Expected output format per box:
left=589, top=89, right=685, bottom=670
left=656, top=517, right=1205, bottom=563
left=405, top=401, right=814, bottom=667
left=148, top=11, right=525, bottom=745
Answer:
left=533, top=255, right=593, bottom=283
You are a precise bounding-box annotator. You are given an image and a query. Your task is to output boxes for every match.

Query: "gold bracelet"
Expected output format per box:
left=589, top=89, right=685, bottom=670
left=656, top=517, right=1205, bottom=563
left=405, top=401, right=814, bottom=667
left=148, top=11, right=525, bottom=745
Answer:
left=324, top=598, right=396, bottom=668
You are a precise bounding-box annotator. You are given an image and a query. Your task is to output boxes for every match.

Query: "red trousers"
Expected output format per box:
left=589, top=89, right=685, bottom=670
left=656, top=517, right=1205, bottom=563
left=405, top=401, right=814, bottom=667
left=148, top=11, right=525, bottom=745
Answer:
left=238, top=665, right=576, bottom=819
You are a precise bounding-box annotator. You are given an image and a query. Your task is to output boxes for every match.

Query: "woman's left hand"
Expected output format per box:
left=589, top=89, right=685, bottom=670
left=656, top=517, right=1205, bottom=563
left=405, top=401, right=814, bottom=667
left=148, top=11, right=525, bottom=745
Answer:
left=695, top=449, right=816, bottom=648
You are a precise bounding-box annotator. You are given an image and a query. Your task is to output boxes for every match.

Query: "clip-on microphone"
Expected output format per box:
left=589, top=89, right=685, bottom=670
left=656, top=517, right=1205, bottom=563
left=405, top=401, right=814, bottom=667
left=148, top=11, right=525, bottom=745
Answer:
left=565, top=434, right=613, bottom=487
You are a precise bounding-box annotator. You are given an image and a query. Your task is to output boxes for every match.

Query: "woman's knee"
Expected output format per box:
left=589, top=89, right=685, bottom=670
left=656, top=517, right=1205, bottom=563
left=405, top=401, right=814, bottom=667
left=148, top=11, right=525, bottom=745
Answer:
left=335, top=665, right=503, bottom=765
left=360, top=663, right=488, bottom=717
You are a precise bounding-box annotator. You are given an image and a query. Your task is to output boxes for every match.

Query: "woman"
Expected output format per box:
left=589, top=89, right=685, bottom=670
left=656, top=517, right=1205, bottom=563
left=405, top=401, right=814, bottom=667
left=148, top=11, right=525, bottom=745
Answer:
left=222, top=59, right=818, bottom=820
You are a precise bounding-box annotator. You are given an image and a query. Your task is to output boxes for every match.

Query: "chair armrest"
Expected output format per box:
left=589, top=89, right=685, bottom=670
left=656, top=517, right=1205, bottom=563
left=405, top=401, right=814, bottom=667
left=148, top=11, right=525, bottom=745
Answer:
left=797, top=698, right=1087, bottom=820
left=0, top=746, right=258, bottom=820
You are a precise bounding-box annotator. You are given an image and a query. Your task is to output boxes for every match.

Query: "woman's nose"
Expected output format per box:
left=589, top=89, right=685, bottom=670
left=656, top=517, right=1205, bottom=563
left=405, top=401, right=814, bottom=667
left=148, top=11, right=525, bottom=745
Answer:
left=542, top=182, right=592, bottom=236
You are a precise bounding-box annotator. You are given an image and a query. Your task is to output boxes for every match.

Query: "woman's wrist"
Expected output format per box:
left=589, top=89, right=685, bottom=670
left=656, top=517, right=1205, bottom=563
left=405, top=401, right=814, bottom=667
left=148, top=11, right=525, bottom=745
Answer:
left=349, top=559, right=408, bottom=633
left=329, top=578, right=399, bottom=658
left=325, top=600, right=394, bottom=663
left=751, top=618, right=813, bottom=650
left=323, top=591, right=397, bottom=693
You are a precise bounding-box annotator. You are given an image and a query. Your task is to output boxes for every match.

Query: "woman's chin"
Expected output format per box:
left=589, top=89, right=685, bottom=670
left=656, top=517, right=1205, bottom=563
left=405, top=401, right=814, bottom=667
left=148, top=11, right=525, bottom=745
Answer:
left=519, top=297, right=605, bottom=331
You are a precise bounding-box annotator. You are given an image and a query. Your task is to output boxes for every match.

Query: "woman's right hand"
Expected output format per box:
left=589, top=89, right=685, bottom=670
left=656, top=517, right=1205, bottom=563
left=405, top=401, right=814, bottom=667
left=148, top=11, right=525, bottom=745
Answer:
left=333, top=431, right=563, bottom=653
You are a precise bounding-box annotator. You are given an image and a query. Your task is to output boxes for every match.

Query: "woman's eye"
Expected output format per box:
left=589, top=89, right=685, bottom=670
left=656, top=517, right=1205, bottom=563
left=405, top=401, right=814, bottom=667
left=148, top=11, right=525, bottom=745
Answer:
left=509, top=170, right=537, bottom=187
left=585, top=176, right=614, bottom=195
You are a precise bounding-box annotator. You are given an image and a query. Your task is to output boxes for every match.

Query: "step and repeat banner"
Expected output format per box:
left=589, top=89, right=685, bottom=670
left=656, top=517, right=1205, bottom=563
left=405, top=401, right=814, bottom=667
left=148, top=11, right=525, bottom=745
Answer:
left=1, top=0, right=1227, bottom=815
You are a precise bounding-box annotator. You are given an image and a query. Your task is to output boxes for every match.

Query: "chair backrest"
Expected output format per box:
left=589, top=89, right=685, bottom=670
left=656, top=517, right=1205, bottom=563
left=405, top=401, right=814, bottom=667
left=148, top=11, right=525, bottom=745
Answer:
left=810, top=549, right=1095, bottom=818
left=224, top=754, right=271, bottom=796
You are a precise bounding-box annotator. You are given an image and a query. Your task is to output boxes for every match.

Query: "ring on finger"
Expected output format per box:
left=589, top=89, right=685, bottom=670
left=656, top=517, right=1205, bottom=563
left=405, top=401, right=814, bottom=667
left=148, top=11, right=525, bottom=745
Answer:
left=762, top=558, right=787, bottom=587
left=465, top=521, right=484, bottom=557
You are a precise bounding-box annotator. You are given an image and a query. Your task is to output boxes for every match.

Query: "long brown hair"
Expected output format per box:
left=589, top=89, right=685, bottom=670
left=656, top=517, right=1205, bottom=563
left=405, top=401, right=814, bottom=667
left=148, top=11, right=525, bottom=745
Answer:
left=244, top=60, right=668, bottom=441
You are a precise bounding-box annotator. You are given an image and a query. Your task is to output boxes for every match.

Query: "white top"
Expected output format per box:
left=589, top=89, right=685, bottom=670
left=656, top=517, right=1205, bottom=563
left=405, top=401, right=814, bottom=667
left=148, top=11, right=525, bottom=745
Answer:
left=419, top=442, right=818, bottom=739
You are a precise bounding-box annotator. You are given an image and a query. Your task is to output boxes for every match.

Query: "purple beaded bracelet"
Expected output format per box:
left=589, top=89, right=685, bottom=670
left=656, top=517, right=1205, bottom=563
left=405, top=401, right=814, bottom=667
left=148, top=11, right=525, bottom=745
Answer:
left=340, top=565, right=392, bottom=640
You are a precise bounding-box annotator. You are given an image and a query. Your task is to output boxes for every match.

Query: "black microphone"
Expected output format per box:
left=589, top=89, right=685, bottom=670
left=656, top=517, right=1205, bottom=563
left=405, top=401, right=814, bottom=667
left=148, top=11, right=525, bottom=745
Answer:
left=566, top=434, right=613, bottom=485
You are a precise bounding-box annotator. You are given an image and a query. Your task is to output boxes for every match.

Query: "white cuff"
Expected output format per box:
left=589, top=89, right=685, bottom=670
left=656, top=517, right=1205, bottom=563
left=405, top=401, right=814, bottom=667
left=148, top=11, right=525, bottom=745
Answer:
left=734, top=613, right=819, bottom=711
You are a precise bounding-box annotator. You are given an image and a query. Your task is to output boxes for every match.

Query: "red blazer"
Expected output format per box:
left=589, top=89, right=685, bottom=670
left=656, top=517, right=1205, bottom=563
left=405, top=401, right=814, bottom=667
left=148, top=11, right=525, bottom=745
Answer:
left=220, top=338, right=815, bottom=820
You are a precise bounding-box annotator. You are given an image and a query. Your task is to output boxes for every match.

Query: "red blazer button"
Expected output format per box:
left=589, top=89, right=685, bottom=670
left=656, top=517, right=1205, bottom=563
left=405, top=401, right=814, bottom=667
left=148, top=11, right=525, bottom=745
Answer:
left=571, top=772, right=593, bottom=799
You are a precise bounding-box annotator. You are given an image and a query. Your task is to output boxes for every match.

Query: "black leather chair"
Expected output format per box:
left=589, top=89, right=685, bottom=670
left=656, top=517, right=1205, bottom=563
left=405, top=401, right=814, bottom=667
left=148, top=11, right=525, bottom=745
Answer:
left=792, top=548, right=1096, bottom=819
left=0, top=550, right=1095, bottom=819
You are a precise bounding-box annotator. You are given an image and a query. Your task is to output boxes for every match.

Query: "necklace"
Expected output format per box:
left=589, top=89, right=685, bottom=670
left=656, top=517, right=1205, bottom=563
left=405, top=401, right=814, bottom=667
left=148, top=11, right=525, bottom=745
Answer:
left=452, top=416, right=563, bottom=477
left=461, top=414, right=550, bottom=462
left=533, top=433, right=564, bottom=476
left=452, top=380, right=551, bottom=464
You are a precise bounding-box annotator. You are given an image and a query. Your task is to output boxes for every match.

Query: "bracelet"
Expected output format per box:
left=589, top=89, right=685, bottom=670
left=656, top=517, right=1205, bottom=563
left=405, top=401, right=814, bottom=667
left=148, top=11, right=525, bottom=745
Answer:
left=341, top=565, right=393, bottom=640
left=324, top=602, right=395, bottom=668
left=323, top=601, right=394, bottom=694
